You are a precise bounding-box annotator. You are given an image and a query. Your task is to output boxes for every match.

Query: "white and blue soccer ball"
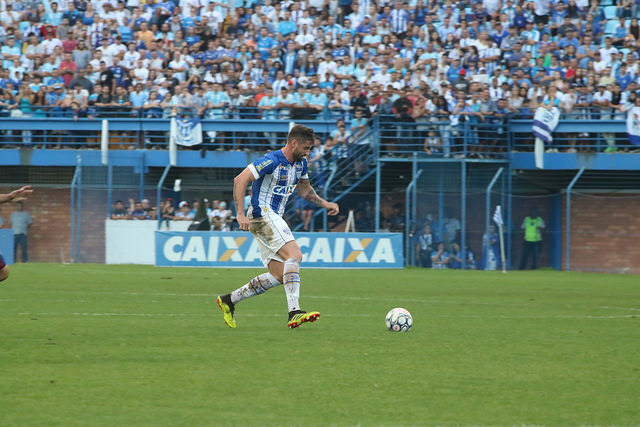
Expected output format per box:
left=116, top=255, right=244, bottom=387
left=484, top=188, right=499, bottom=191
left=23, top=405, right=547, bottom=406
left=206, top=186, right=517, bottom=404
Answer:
left=385, top=308, right=413, bottom=332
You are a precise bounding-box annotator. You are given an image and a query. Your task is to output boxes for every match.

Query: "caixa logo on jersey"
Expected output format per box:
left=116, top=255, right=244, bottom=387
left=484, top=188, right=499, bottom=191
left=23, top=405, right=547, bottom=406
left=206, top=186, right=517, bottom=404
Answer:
left=155, top=231, right=403, bottom=268
left=272, top=184, right=296, bottom=196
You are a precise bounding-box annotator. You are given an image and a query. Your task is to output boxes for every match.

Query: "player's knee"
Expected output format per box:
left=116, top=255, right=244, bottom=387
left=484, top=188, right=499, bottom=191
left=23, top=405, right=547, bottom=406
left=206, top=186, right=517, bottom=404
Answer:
left=0, top=266, right=9, bottom=283
left=279, top=241, right=303, bottom=262
left=284, top=257, right=302, bottom=271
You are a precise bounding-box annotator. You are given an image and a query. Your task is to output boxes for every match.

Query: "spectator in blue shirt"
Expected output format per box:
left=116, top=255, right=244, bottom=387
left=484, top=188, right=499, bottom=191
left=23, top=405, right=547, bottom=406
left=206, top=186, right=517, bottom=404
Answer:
left=256, top=28, right=276, bottom=61
left=431, top=242, right=449, bottom=269
left=611, top=18, right=628, bottom=47
left=276, top=11, right=297, bottom=37
left=130, top=83, right=148, bottom=117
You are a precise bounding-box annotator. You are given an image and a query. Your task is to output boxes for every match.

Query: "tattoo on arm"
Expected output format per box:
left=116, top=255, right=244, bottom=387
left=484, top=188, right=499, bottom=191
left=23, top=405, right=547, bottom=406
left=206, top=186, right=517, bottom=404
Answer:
left=303, top=186, right=325, bottom=207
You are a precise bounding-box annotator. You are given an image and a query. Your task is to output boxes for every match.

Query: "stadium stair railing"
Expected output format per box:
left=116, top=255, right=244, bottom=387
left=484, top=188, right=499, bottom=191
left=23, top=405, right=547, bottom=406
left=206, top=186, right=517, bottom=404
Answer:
left=285, top=125, right=380, bottom=232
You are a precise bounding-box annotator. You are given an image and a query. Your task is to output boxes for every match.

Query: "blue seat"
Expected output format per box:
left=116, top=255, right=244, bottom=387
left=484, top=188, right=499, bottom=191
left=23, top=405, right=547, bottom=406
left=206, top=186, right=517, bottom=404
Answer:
left=604, top=19, right=618, bottom=35
left=620, top=48, right=630, bottom=61
left=604, top=5, right=617, bottom=20
left=600, top=0, right=614, bottom=6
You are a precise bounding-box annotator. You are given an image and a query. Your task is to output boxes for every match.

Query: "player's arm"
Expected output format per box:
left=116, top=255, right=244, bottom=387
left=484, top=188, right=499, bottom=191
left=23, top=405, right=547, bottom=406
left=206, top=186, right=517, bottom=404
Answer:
left=297, top=178, right=339, bottom=215
left=233, top=167, right=256, bottom=231
left=0, top=186, right=33, bottom=204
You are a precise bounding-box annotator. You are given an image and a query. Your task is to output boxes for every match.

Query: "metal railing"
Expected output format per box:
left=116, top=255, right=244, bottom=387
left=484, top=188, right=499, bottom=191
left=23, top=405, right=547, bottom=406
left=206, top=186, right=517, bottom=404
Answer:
left=284, top=126, right=379, bottom=232
left=378, top=115, right=510, bottom=158
left=1, top=114, right=639, bottom=154
left=0, top=117, right=336, bottom=151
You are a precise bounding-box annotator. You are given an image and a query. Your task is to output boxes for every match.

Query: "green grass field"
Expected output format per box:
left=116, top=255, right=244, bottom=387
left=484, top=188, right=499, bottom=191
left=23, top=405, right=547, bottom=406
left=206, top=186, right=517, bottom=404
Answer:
left=1, top=264, right=638, bottom=426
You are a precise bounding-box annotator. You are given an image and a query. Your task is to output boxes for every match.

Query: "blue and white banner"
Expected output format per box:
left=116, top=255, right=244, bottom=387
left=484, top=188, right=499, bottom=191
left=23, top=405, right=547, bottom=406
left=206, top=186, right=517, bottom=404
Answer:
left=170, top=116, right=203, bottom=146
left=532, top=106, right=560, bottom=144
left=626, top=105, right=640, bottom=146
left=155, top=231, right=403, bottom=268
left=493, top=205, right=503, bottom=227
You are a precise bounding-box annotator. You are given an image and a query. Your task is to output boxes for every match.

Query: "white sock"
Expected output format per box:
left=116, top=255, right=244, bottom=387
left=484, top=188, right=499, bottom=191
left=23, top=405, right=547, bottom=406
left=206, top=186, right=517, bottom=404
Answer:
left=230, top=273, right=280, bottom=304
left=283, top=258, right=301, bottom=312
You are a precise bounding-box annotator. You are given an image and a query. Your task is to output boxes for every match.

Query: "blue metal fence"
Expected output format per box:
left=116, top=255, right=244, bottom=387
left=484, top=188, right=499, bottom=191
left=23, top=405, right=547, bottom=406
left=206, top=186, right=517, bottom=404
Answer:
left=1, top=116, right=637, bottom=154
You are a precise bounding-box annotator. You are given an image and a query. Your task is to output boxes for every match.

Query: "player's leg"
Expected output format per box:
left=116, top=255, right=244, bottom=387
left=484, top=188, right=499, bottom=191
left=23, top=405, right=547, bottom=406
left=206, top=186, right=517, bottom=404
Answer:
left=216, top=271, right=282, bottom=328
left=216, top=214, right=288, bottom=328
left=277, top=241, right=320, bottom=329
left=0, top=254, right=9, bottom=282
left=532, top=241, right=540, bottom=270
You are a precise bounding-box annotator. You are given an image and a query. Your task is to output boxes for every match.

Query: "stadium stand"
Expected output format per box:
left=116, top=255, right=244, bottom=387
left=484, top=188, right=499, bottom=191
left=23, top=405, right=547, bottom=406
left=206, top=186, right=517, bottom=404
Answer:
left=0, top=0, right=639, bottom=154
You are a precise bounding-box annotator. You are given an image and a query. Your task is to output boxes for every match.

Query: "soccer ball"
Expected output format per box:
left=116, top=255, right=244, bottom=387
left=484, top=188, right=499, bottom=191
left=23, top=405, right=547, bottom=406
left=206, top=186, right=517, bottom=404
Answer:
left=385, top=308, right=413, bottom=332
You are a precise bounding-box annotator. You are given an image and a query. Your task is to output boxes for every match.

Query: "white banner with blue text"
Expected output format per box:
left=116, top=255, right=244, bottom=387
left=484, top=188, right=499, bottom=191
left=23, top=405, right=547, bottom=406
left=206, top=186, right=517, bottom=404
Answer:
left=155, top=231, right=403, bottom=268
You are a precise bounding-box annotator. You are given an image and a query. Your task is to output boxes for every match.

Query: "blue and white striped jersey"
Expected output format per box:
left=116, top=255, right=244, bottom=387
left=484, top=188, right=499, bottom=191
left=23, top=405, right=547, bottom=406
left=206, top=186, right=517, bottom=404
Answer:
left=247, top=150, right=309, bottom=219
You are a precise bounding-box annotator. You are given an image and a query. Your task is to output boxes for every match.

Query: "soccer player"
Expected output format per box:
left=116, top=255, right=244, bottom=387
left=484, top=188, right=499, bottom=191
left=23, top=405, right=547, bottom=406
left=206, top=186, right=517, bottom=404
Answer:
left=216, top=125, right=339, bottom=329
left=0, top=186, right=34, bottom=282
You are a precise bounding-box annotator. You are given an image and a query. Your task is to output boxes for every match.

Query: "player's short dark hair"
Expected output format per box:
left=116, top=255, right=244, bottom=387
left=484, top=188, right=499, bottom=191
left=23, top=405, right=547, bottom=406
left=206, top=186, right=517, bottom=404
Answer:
left=288, top=124, right=314, bottom=144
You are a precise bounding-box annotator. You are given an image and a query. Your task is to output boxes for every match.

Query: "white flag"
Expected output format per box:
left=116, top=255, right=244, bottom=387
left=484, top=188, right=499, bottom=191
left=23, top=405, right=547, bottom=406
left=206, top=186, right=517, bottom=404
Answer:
left=493, top=205, right=503, bottom=226
left=626, top=105, right=640, bottom=146
left=532, top=106, right=560, bottom=145
left=170, top=116, right=203, bottom=147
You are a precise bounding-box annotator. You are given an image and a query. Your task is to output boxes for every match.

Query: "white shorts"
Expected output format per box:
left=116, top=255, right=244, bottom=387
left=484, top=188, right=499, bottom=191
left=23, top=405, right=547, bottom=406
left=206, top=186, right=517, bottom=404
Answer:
left=250, top=212, right=295, bottom=267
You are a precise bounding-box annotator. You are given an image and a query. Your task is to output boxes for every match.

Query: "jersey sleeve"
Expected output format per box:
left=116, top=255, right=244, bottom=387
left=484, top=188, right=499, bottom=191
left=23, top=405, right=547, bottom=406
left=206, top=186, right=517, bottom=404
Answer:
left=248, top=154, right=276, bottom=179
left=301, top=158, right=309, bottom=180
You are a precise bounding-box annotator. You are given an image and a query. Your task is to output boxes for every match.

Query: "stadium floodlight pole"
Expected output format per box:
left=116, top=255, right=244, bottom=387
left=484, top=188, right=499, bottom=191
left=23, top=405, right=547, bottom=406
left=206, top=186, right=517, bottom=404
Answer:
left=405, top=168, right=423, bottom=266
left=565, top=167, right=585, bottom=271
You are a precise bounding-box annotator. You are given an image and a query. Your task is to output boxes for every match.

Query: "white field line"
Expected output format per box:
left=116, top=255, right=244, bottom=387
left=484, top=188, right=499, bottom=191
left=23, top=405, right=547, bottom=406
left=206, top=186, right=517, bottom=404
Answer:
left=14, top=312, right=637, bottom=319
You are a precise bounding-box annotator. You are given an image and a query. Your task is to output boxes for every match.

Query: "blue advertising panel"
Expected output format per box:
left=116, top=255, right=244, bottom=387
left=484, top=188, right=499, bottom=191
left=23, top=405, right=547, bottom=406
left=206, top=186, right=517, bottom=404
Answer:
left=155, top=231, right=403, bottom=268
left=0, top=229, right=14, bottom=265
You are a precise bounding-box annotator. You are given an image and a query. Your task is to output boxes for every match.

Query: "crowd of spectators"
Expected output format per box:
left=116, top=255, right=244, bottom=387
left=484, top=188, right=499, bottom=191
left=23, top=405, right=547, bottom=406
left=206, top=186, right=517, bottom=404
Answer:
left=111, top=197, right=237, bottom=230
left=2, top=0, right=640, bottom=156
left=1, top=0, right=638, bottom=128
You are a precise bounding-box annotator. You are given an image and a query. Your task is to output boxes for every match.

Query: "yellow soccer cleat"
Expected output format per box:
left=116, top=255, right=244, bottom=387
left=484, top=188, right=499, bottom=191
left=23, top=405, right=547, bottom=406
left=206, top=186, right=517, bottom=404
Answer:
left=287, top=310, right=320, bottom=329
left=217, top=294, right=236, bottom=328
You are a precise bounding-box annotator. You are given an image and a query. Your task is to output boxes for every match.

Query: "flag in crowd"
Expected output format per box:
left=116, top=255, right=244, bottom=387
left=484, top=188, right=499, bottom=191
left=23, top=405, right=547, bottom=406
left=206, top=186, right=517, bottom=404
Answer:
left=170, top=116, right=203, bottom=147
